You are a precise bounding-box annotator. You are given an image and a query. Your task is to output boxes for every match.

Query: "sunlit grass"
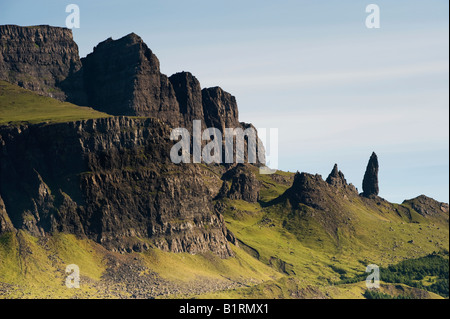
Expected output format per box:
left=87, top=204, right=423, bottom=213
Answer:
left=0, top=80, right=110, bottom=125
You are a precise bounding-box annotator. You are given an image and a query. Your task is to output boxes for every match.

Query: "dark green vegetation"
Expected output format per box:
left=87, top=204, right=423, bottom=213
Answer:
left=339, top=252, right=449, bottom=298
left=382, top=253, right=449, bottom=297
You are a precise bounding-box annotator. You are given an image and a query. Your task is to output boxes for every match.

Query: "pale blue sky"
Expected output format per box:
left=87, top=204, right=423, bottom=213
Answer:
left=1, top=0, right=448, bottom=203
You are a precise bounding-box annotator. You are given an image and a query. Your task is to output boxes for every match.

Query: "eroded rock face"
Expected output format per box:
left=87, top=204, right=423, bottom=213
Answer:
left=362, top=152, right=379, bottom=198
left=0, top=25, right=85, bottom=104
left=202, top=87, right=239, bottom=131
left=221, top=164, right=261, bottom=203
left=288, top=172, right=329, bottom=210
left=326, top=164, right=358, bottom=193
left=0, top=25, right=263, bottom=164
left=326, top=164, right=347, bottom=187
left=169, top=72, right=204, bottom=125
left=0, top=25, right=265, bottom=257
left=0, top=117, right=232, bottom=257
left=282, top=171, right=361, bottom=242
left=403, top=195, right=449, bottom=218
left=82, top=33, right=182, bottom=123
left=0, top=195, right=14, bottom=234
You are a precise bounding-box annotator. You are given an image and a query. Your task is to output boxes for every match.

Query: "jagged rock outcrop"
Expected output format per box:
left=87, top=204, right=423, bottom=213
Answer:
left=0, top=25, right=85, bottom=105
left=216, top=164, right=267, bottom=204
left=280, top=171, right=360, bottom=243
left=403, top=195, right=449, bottom=218
left=82, top=33, right=181, bottom=123
left=202, top=87, right=239, bottom=130
left=326, top=164, right=358, bottom=193
left=221, top=164, right=260, bottom=203
left=362, top=152, right=379, bottom=198
left=326, top=164, right=346, bottom=187
left=0, top=117, right=233, bottom=257
left=169, top=71, right=204, bottom=125
left=0, top=195, right=14, bottom=233
left=288, top=172, right=329, bottom=210
left=81, top=34, right=244, bottom=134
left=0, top=25, right=266, bottom=163
left=0, top=25, right=245, bottom=132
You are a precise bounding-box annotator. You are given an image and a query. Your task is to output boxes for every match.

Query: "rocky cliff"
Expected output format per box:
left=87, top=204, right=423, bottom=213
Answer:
left=0, top=117, right=232, bottom=257
left=0, top=26, right=249, bottom=130
left=1, top=25, right=263, bottom=162
left=82, top=33, right=181, bottom=122
left=0, top=25, right=86, bottom=105
left=0, top=24, right=270, bottom=258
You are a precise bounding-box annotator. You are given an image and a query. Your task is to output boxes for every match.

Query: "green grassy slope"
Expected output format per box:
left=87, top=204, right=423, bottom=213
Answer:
left=0, top=80, right=110, bottom=125
left=0, top=166, right=447, bottom=299
left=0, top=231, right=106, bottom=298
left=198, top=166, right=448, bottom=299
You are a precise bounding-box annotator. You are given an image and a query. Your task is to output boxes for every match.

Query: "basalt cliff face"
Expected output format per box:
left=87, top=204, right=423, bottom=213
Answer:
left=0, top=117, right=233, bottom=256
left=82, top=33, right=245, bottom=133
left=0, top=25, right=264, bottom=257
left=81, top=33, right=180, bottom=121
left=0, top=25, right=247, bottom=131
left=0, top=25, right=86, bottom=105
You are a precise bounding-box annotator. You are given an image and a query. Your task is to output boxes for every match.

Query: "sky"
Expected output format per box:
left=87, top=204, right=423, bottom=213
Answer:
left=1, top=0, right=449, bottom=203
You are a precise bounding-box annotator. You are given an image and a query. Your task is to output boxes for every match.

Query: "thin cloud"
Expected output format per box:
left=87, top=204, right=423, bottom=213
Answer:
left=207, top=60, right=449, bottom=89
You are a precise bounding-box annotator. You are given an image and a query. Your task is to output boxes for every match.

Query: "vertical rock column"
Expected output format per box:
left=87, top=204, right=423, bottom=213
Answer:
left=362, top=152, right=379, bottom=197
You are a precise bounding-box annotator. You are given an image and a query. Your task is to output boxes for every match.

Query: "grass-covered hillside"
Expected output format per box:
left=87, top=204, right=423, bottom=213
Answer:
left=200, top=165, right=448, bottom=299
left=0, top=81, right=110, bottom=125
left=0, top=163, right=448, bottom=299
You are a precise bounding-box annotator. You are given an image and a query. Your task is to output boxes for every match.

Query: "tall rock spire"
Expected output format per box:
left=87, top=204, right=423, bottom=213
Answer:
left=362, top=152, right=379, bottom=197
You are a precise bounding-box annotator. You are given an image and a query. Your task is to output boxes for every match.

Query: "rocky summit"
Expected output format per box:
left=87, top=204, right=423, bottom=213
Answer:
left=0, top=25, right=448, bottom=300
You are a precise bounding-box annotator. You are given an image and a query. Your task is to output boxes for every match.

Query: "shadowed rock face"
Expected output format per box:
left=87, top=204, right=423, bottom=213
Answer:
left=403, top=195, right=449, bottom=218
left=0, top=25, right=245, bottom=132
left=326, top=164, right=347, bottom=187
left=0, top=25, right=251, bottom=138
left=326, top=164, right=358, bottom=193
left=288, top=172, right=331, bottom=210
left=202, top=87, right=239, bottom=131
left=82, top=33, right=182, bottom=123
left=0, top=117, right=233, bottom=257
left=0, top=195, right=14, bottom=233
left=0, top=25, right=86, bottom=105
left=80, top=33, right=246, bottom=140
left=221, top=164, right=260, bottom=203
left=362, top=152, right=379, bottom=198
left=169, top=71, right=204, bottom=125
